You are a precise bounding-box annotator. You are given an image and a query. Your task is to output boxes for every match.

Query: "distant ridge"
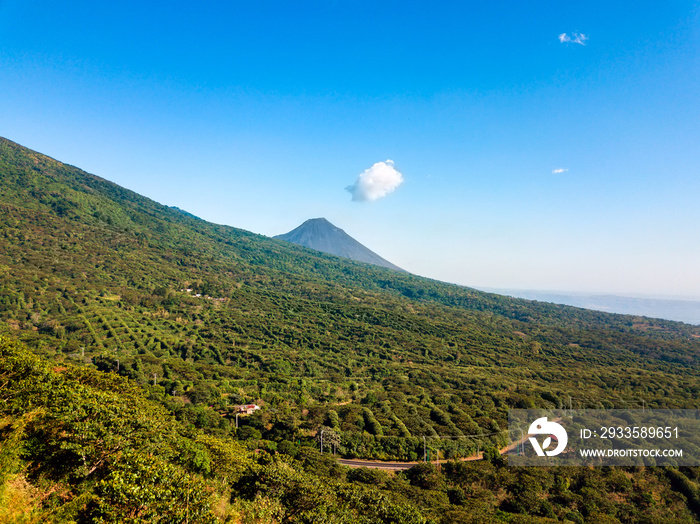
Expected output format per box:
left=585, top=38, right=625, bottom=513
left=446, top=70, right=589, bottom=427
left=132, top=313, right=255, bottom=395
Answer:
left=274, top=218, right=405, bottom=272
left=480, top=288, right=700, bottom=325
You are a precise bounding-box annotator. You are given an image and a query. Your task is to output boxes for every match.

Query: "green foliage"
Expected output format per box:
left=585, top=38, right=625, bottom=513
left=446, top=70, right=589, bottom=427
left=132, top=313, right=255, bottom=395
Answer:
left=406, top=463, right=444, bottom=491
left=327, top=409, right=340, bottom=430
left=347, top=467, right=390, bottom=487
left=93, top=451, right=217, bottom=523
left=0, top=336, right=430, bottom=522
left=3, top=136, right=700, bottom=522
left=0, top=336, right=250, bottom=521
left=233, top=461, right=427, bottom=523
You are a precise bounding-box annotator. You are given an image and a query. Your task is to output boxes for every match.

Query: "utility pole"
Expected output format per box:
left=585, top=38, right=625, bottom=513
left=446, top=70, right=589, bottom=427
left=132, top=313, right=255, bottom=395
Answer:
left=116, top=359, right=119, bottom=371
left=236, top=413, right=239, bottom=429
left=517, top=428, right=524, bottom=456
left=320, top=430, right=324, bottom=454
left=153, top=373, right=157, bottom=385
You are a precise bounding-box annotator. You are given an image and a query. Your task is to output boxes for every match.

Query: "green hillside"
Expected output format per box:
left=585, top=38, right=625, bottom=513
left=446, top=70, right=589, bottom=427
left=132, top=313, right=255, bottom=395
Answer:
left=2, top=136, right=700, bottom=523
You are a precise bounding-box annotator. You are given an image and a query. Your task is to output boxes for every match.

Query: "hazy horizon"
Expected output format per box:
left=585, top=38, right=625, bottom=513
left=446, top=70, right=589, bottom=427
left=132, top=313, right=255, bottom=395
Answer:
left=477, top=286, right=700, bottom=325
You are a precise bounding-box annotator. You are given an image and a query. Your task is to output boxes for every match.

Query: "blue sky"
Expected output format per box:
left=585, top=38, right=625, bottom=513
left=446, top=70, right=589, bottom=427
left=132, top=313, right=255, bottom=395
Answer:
left=1, top=1, right=699, bottom=297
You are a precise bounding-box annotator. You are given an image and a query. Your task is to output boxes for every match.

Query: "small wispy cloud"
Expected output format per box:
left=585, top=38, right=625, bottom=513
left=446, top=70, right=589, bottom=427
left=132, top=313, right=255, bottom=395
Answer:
left=558, top=32, right=588, bottom=45
left=552, top=168, right=569, bottom=174
left=346, top=160, right=404, bottom=202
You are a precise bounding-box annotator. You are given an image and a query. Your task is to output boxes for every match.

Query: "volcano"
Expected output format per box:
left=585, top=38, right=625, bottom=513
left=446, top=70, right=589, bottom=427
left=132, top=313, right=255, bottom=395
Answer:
left=274, top=218, right=404, bottom=272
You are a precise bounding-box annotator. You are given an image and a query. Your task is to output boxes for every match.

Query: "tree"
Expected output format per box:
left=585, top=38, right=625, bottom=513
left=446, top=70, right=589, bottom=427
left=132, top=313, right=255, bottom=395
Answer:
left=315, top=426, right=341, bottom=454
left=327, top=409, right=340, bottom=430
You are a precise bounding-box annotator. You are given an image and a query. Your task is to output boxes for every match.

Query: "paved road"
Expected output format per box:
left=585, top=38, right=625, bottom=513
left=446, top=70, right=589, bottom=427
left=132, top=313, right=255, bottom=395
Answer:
left=337, top=452, right=485, bottom=470
left=336, top=423, right=551, bottom=470
left=337, top=458, right=418, bottom=470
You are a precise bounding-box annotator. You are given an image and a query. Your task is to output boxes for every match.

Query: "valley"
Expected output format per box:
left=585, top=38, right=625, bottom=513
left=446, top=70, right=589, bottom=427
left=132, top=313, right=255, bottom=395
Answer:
left=2, top=136, right=700, bottom=522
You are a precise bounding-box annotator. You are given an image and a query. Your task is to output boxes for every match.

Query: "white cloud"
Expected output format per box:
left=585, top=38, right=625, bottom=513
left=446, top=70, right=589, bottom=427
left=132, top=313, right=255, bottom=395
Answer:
left=346, top=160, right=404, bottom=202
left=559, top=32, right=588, bottom=45
left=552, top=168, right=568, bottom=174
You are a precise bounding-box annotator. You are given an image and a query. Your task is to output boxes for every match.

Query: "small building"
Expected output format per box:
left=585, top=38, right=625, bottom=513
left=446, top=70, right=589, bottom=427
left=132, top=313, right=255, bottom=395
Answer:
left=238, top=404, right=261, bottom=415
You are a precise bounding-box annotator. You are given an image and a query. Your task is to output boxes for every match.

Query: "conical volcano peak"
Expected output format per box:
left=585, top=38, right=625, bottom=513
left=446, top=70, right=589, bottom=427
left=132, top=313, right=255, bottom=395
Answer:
left=274, top=218, right=404, bottom=272
left=303, top=217, right=337, bottom=228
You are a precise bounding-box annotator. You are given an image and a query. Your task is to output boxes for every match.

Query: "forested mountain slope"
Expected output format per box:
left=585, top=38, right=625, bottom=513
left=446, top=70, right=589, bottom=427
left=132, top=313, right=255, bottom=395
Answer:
left=2, top=136, right=700, bottom=523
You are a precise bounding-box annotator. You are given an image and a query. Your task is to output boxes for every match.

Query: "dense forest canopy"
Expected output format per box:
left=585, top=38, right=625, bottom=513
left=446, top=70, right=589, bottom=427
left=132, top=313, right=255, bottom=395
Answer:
left=2, top=136, right=700, bottom=522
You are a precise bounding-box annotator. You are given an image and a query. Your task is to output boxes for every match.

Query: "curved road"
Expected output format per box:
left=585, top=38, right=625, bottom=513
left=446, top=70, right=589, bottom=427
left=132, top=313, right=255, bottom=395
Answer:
left=338, top=458, right=418, bottom=470
left=337, top=451, right=489, bottom=471
left=336, top=425, right=543, bottom=470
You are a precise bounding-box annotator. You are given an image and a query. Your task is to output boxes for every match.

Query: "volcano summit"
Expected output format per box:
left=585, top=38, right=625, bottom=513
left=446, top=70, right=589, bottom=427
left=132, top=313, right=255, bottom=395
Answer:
left=274, top=218, right=404, bottom=272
